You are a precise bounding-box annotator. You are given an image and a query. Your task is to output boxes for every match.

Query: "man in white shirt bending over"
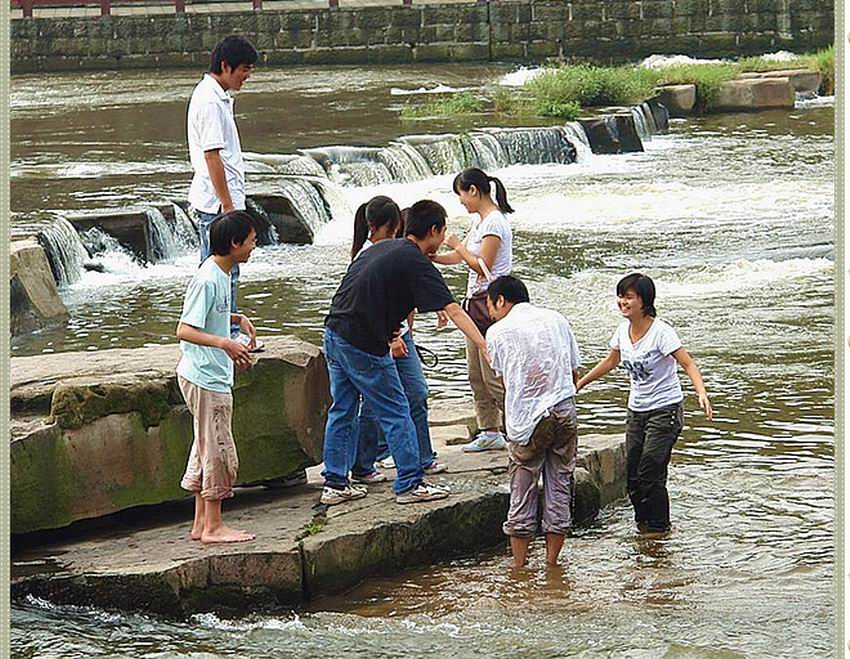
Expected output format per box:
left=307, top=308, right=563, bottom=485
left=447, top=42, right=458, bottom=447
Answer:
left=187, top=34, right=258, bottom=340
left=486, top=275, right=582, bottom=568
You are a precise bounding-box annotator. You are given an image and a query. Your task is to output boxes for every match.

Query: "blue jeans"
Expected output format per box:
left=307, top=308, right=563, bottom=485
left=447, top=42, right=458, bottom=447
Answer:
left=321, top=327, right=423, bottom=495
left=195, top=209, right=240, bottom=338
left=353, top=331, right=435, bottom=476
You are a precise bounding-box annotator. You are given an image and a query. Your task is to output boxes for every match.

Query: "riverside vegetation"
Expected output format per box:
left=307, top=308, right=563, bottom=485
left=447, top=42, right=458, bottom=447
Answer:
left=399, top=47, right=835, bottom=120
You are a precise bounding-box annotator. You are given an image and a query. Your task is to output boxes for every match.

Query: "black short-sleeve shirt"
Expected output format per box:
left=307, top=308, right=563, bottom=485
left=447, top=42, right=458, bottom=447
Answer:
left=325, top=238, right=455, bottom=355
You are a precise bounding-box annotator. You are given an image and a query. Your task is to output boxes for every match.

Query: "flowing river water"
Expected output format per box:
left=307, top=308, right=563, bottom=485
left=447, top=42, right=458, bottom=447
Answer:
left=10, top=63, right=834, bottom=656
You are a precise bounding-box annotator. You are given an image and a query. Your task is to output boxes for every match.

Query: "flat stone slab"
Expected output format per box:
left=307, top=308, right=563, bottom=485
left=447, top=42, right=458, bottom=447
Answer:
left=11, top=337, right=331, bottom=535
left=715, top=78, right=795, bottom=112
left=738, top=68, right=822, bottom=93
left=12, top=427, right=626, bottom=617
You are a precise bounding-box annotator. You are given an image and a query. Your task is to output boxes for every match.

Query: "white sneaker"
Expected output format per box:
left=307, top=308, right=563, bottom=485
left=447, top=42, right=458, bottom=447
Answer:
left=396, top=481, right=450, bottom=504
left=377, top=456, right=396, bottom=469
left=462, top=432, right=507, bottom=453
left=320, top=485, right=367, bottom=506
left=351, top=471, right=388, bottom=484
left=424, top=461, right=448, bottom=475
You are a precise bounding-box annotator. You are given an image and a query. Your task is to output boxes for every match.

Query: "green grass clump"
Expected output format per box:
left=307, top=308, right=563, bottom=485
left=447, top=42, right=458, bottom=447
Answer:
left=400, top=92, right=483, bottom=120
left=525, top=64, right=659, bottom=112
left=809, top=45, right=834, bottom=94
left=654, top=63, right=740, bottom=112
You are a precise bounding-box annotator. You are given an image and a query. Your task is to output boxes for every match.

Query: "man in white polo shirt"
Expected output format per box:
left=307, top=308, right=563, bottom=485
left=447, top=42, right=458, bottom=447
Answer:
left=187, top=34, right=258, bottom=340
left=485, top=275, right=582, bottom=568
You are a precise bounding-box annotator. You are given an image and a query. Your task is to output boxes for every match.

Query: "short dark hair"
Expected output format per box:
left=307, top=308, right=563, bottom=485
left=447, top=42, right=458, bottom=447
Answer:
left=210, top=35, right=259, bottom=74
left=487, top=275, right=529, bottom=305
left=209, top=210, right=256, bottom=256
left=616, top=272, right=657, bottom=317
left=405, top=200, right=447, bottom=239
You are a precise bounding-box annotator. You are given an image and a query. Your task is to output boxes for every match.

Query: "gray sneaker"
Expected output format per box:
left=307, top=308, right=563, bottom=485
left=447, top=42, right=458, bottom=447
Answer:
left=321, top=485, right=367, bottom=506
left=396, top=481, right=450, bottom=504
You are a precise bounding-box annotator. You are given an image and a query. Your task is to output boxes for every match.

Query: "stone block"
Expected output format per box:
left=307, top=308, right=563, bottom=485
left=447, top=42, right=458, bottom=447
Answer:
left=491, top=42, right=526, bottom=59
left=367, top=44, right=414, bottom=64
left=607, top=2, right=643, bottom=20
left=10, top=239, right=68, bottom=337
left=264, top=49, right=306, bottom=66
left=281, top=12, right=315, bottom=32
left=656, top=84, right=696, bottom=116
left=448, top=42, right=489, bottom=61
left=413, top=43, right=451, bottom=61
left=715, top=77, right=795, bottom=111
left=526, top=40, right=560, bottom=58
left=489, top=2, right=518, bottom=24
left=642, top=0, right=674, bottom=19
left=532, top=2, right=572, bottom=22
left=389, top=8, right=423, bottom=28
left=303, top=46, right=370, bottom=65
left=738, top=68, right=821, bottom=93
left=354, top=8, right=392, bottom=30
left=10, top=337, right=330, bottom=535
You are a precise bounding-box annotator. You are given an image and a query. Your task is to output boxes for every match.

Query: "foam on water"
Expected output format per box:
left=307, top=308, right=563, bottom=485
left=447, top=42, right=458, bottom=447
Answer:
left=390, top=84, right=474, bottom=96
left=641, top=54, right=725, bottom=68
left=498, top=66, right=546, bottom=87
left=191, top=612, right=308, bottom=633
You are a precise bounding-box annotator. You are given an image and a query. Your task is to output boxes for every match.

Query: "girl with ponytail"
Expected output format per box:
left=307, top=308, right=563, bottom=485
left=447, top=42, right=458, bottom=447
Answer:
left=349, top=198, right=447, bottom=484
left=351, top=195, right=402, bottom=261
left=432, top=167, right=514, bottom=453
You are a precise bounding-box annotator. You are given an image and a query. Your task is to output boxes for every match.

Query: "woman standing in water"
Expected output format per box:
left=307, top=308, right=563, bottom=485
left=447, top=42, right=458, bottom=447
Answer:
left=434, top=168, right=514, bottom=452
left=348, top=196, right=446, bottom=484
left=577, top=273, right=713, bottom=534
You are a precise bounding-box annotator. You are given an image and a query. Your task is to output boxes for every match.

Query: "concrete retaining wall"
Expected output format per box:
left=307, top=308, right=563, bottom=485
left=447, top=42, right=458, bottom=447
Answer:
left=11, top=0, right=834, bottom=73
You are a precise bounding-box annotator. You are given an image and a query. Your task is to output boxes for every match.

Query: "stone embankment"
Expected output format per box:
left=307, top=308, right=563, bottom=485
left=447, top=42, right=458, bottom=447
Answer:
left=10, top=0, right=833, bottom=73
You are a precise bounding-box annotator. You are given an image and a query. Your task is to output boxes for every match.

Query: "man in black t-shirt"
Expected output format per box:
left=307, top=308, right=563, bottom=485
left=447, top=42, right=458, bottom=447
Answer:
left=321, top=200, right=488, bottom=506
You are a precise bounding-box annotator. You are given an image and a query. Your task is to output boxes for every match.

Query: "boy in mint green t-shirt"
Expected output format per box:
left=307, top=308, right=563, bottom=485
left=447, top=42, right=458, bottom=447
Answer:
left=176, top=210, right=258, bottom=544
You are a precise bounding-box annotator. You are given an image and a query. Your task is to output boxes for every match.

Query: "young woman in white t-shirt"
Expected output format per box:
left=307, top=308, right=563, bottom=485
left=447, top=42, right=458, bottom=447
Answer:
left=577, top=273, right=713, bottom=534
left=432, top=167, right=514, bottom=453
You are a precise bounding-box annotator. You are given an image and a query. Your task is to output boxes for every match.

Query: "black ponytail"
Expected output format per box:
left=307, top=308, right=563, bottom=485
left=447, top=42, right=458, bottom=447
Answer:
left=452, top=167, right=514, bottom=214
left=488, top=175, right=514, bottom=214
left=350, top=195, right=402, bottom=260
left=351, top=202, right=369, bottom=261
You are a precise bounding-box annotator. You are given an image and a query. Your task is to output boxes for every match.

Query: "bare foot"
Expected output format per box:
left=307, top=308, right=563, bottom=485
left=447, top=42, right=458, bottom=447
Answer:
left=190, top=527, right=203, bottom=541
left=201, top=526, right=255, bottom=544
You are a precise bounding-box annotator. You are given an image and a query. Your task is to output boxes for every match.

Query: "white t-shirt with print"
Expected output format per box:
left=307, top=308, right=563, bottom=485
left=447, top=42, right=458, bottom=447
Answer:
left=609, top=318, right=684, bottom=412
left=465, top=209, right=512, bottom=297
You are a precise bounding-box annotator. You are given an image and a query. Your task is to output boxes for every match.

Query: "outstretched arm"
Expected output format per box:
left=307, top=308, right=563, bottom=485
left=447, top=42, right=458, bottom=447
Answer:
left=576, top=349, right=620, bottom=392
left=672, top=347, right=713, bottom=420
left=443, top=302, right=488, bottom=361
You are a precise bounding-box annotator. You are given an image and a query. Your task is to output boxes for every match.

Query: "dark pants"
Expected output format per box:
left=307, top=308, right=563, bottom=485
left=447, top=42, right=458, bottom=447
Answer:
left=625, top=402, right=684, bottom=532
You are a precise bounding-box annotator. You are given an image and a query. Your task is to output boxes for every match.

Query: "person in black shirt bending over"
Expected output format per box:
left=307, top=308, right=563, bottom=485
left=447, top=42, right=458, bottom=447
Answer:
left=322, top=199, right=488, bottom=506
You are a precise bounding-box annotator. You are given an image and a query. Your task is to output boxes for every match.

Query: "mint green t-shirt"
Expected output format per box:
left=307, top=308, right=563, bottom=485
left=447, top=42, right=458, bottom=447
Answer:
left=176, top=258, right=233, bottom=392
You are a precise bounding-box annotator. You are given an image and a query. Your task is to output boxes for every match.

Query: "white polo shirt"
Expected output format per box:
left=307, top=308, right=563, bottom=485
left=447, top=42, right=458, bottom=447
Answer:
left=187, top=74, right=246, bottom=214
left=487, top=302, right=582, bottom=445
